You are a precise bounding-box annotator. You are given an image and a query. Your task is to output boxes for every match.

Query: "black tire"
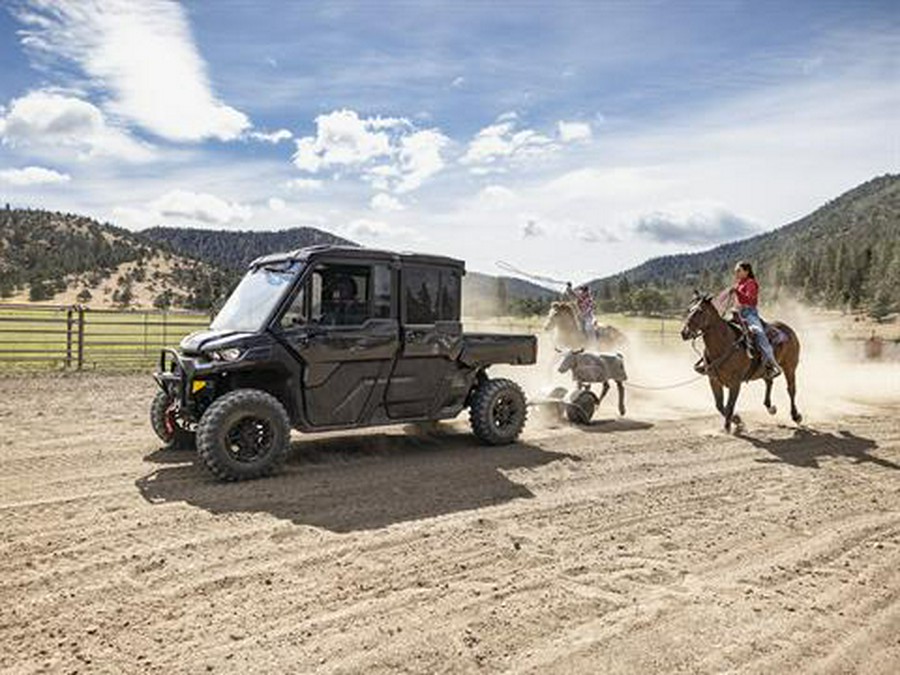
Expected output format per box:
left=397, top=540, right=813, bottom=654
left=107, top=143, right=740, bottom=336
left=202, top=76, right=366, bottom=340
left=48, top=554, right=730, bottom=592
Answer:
left=469, top=378, right=527, bottom=446
left=196, top=389, right=290, bottom=481
left=150, top=389, right=195, bottom=450
left=565, top=390, right=596, bottom=425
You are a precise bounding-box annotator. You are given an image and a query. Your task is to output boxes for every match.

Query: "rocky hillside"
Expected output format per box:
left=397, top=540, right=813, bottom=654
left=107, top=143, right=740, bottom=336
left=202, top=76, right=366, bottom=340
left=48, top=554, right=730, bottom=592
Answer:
left=0, top=208, right=231, bottom=310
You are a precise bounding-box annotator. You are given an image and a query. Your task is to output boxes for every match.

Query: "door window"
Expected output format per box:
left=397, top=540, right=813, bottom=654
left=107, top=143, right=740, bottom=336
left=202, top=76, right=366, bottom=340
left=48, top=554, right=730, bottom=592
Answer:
left=280, top=285, right=307, bottom=328
left=403, top=267, right=460, bottom=323
left=373, top=264, right=393, bottom=318
left=310, top=264, right=372, bottom=326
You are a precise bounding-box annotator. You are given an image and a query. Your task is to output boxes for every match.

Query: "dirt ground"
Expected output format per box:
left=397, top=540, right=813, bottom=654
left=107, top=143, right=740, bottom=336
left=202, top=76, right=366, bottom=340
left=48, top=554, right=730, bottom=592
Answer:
left=1, top=372, right=899, bottom=675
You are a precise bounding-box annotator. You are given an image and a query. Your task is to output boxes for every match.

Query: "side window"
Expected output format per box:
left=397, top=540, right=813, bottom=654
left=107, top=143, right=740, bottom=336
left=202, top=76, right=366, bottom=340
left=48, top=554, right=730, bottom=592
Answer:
left=309, top=263, right=372, bottom=326
left=280, top=285, right=307, bottom=328
left=373, top=264, right=393, bottom=319
left=439, top=270, right=460, bottom=321
left=404, top=267, right=440, bottom=324
left=403, top=266, right=460, bottom=323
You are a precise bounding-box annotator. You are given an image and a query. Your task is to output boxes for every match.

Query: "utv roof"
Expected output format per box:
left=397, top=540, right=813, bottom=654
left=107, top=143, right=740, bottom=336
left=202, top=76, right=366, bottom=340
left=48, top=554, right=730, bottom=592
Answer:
left=249, top=244, right=465, bottom=271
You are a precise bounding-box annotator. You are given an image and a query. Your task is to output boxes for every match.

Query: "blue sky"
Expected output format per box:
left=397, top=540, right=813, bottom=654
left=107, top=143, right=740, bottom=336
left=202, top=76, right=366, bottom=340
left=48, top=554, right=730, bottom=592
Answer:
left=0, top=0, right=897, bottom=281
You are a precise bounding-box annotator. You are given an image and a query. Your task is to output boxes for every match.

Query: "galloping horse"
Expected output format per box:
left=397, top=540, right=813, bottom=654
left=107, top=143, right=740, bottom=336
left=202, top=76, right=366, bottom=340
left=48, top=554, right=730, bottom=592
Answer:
left=544, top=301, right=628, bottom=352
left=681, top=293, right=802, bottom=433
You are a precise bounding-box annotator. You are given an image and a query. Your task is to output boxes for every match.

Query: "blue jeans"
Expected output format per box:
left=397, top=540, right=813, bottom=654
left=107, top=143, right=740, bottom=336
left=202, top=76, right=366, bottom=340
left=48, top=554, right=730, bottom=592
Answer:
left=582, top=310, right=595, bottom=334
left=739, top=307, right=775, bottom=363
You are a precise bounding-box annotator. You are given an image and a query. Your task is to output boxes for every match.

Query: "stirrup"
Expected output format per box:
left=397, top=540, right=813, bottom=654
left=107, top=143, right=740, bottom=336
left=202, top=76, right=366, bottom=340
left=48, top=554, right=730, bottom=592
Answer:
left=693, top=358, right=708, bottom=375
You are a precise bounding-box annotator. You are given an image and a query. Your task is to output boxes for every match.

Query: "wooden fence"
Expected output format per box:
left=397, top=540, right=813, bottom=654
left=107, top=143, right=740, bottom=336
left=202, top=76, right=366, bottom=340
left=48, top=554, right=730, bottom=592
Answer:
left=0, top=303, right=210, bottom=370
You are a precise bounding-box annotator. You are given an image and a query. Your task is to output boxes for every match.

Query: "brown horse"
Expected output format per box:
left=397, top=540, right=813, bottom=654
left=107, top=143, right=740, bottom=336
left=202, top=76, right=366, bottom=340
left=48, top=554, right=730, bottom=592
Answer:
left=681, top=293, right=802, bottom=433
left=544, top=301, right=628, bottom=352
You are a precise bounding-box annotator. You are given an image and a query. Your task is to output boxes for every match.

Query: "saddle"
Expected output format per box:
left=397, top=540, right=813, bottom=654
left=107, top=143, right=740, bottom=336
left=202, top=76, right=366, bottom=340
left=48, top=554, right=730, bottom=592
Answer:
left=693, top=312, right=787, bottom=377
left=727, top=311, right=788, bottom=351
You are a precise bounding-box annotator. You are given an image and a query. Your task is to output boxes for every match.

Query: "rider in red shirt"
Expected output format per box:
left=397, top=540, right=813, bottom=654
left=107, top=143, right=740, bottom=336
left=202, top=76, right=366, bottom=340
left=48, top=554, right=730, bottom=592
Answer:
left=730, top=261, right=780, bottom=378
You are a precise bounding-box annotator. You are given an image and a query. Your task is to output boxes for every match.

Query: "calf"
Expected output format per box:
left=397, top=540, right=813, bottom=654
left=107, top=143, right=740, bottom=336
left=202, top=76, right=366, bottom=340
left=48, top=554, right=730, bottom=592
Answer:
left=557, top=349, right=627, bottom=416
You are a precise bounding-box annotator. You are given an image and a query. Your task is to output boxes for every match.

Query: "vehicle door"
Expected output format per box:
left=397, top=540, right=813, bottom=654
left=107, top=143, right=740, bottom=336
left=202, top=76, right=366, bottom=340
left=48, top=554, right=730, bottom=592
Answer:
left=385, top=265, right=466, bottom=419
left=278, top=260, right=399, bottom=427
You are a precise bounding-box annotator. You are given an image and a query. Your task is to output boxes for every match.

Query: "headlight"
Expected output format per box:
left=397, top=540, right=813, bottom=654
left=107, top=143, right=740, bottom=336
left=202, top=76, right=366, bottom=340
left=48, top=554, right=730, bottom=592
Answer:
left=210, top=348, right=242, bottom=362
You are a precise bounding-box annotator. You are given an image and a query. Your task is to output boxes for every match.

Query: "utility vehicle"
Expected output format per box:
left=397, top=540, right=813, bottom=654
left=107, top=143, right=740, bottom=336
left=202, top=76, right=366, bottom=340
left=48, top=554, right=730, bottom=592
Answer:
left=151, top=245, right=537, bottom=480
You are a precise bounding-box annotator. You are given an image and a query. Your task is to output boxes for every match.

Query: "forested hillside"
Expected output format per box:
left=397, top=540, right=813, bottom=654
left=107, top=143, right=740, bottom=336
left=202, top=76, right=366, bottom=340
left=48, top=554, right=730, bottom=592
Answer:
left=141, top=226, right=355, bottom=270
left=589, top=174, right=900, bottom=318
left=0, top=208, right=232, bottom=309
left=142, top=225, right=557, bottom=316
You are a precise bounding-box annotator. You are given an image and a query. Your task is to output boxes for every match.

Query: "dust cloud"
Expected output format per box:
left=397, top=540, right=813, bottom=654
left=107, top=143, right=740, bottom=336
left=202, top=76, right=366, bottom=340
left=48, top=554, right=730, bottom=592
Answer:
left=483, top=298, right=898, bottom=428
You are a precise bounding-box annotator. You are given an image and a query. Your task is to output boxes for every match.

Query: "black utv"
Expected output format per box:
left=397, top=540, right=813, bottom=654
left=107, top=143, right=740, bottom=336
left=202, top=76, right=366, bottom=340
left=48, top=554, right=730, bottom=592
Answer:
left=151, top=245, right=537, bottom=481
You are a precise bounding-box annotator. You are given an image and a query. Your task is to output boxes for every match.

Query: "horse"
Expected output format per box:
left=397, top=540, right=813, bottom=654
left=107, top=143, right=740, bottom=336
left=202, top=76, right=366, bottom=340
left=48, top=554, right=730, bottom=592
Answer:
left=681, top=293, right=802, bottom=433
left=544, top=301, right=628, bottom=352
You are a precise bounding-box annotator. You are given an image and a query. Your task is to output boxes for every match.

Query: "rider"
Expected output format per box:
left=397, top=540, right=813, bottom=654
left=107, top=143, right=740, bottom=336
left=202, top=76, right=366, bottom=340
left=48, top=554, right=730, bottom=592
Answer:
left=731, top=261, right=781, bottom=378
left=575, top=285, right=595, bottom=335
left=562, top=281, right=576, bottom=303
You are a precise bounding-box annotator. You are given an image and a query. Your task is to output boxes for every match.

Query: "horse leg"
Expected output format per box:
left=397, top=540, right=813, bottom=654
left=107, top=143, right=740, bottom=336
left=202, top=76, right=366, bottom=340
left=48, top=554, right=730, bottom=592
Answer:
left=763, top=378, right=777, bottom=415
left=785, top=367, right=802, bottom=424
left=709, top=378, right=726, bottom=419
left=597, top=381, right=610, bottom=405
left=724, top=383, right=742, bottom=433
left=616, top=380, right=626, bottom=416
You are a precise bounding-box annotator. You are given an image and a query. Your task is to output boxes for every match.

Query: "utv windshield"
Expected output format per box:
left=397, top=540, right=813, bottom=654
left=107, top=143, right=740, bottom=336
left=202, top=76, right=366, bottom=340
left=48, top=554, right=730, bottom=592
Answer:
left=210, top=261, right=303, bottom=332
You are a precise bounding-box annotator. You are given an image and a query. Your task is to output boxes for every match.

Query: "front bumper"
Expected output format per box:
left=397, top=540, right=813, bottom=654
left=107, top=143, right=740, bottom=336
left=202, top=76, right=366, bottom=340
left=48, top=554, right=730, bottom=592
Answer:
left=153, top=348, right=210, bottom=418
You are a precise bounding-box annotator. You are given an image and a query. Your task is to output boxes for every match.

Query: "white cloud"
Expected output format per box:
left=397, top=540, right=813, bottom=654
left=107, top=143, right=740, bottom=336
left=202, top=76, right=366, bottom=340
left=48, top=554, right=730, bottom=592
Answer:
left=150, top=189, right=252, bottom=224
left=393, top=128, right=449, bottom=193
left=633, top=201, right=759, bottom=245
left=293, top=109, right=396, bottom=172
left=0, top=165, right=70, bottom=186
left=283, top=177, right=324, bottom=191
left=268, top=197, right=287, bottom=212
left=293, top=109, right=448, bottom=193
left=0, top=89, right=154, bottom=162
left=574, top=224, right=618, bottom=243
left=476, top=185, right=517, bottom=209
left=247, top=128, right=293, bottom=144
left=460, top=116, right=557, bottom=172
left=451, top=76, right=465, bottom=88
left=370, top=193, right=404, bottom=212
left=344, top=218, right=414, bottom=239
left=558, top=120, right=592, bottom=143
left=15, top=0, right=250, bottom=142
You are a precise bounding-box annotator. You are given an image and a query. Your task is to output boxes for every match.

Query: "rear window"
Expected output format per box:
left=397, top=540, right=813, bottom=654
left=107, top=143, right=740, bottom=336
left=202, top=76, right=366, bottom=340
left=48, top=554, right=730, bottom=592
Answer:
left=403, top=266, right=460, bottom=323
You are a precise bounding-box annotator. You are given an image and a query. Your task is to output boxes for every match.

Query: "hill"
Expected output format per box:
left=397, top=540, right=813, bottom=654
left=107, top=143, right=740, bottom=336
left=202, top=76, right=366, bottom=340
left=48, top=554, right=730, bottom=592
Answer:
left=0, top=208, right=232, bottom=310
left=141, top=225, right=355, bottom=271
left=142, top=225, right=558, bottom=316
left=589, top=174, right=900, bottom=317
left=0, top=212, right=557, bottom=314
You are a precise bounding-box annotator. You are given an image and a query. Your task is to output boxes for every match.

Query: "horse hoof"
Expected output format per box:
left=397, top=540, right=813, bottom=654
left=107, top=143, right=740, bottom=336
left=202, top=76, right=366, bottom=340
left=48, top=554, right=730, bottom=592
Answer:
left=767, top=405, right=777, bottom=416
left=793, top=413, right=803, bottom=424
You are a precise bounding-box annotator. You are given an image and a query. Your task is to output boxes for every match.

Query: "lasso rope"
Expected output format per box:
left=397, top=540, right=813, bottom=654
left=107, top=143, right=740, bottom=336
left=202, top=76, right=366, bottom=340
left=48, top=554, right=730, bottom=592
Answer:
left=624, top=374, right=706, bottom=391
left=495, top=260, right=570, bottom=287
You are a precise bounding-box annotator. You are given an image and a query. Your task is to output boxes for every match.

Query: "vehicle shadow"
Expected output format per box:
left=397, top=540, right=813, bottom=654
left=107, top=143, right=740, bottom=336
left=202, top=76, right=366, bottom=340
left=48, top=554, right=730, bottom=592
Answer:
left=135, top=430, right=578, bottom=533
left=739, top=427, right=899, bottom=470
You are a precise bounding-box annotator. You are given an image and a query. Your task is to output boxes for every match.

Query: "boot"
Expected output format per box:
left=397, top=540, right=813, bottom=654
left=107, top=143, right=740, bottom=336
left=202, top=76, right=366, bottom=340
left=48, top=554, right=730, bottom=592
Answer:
left=765, top=360, right=782, bottom=379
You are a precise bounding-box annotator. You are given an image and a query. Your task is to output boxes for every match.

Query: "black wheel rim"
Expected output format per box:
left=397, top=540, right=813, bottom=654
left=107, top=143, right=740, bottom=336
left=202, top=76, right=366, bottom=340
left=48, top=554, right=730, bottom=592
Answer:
left=225, top=416, right=274, bottom=463
left=491, top=394, right=520, bottom=430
